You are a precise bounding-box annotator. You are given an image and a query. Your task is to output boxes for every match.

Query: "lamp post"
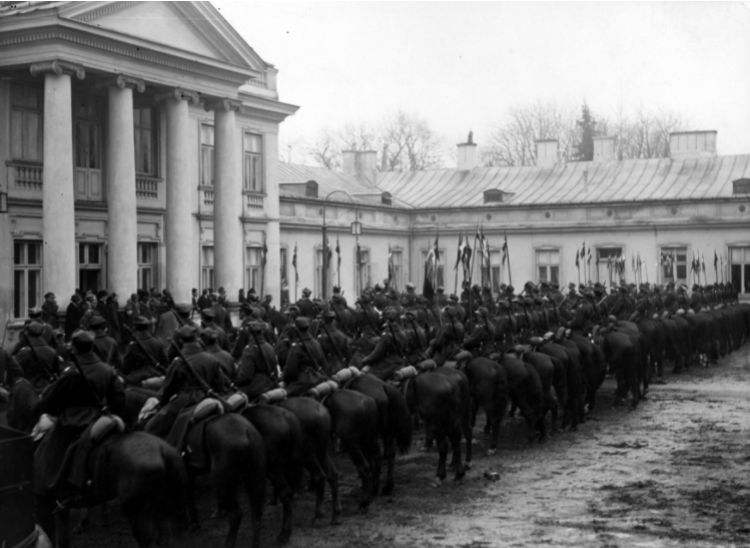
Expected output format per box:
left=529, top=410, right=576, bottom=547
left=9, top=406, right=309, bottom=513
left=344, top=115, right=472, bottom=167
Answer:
left=322, top=190, right=361, bottom=300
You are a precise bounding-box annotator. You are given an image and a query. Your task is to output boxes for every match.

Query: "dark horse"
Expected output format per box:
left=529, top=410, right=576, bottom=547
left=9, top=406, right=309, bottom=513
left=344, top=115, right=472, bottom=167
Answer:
left=129, top=389, right=267, bottom=548
left=278, top=397, right=342, bottom=525
left=9, top=380, right=189, bottom=548
left=402, top=371, right=466, bottom=482
left=242, top=404, right=305, bottom=545
left=346, top=373, right=412, bottom=495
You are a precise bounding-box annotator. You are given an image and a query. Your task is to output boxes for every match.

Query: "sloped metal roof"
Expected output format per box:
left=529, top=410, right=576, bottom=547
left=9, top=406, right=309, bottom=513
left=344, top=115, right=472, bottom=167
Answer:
left=278, top=163, right=410, bottom=208
left=373, top=155, right=750, bottom=209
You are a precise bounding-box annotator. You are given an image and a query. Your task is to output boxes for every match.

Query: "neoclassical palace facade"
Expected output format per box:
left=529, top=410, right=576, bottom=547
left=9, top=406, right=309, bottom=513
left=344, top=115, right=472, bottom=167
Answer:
left=2, top=1, right=749, bottom=343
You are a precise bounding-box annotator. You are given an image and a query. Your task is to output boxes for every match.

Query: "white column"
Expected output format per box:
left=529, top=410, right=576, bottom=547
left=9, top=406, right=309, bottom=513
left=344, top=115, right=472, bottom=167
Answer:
left=264, top=130, right=281, bottom=304
left=208, top=99, right=243, bottom=302
left=158, top=89, right=199, bottom=305
left=100, top=75, right=145, bottom=299
left=31, top=61, right=85, bottom=302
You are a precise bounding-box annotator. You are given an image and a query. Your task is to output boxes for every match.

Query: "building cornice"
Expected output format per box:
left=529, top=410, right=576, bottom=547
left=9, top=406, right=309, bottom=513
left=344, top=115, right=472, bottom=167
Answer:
left=0, top=23, right=258, bottom=85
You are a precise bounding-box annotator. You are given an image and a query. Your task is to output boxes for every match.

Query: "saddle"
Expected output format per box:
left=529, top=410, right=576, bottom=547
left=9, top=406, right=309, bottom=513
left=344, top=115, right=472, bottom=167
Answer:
left=90, top=414, right=125, bottom=444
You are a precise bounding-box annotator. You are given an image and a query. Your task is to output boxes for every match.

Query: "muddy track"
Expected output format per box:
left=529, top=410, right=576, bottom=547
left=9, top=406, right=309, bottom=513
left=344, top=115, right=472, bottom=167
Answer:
left=71, top=346, right=750, bottom=548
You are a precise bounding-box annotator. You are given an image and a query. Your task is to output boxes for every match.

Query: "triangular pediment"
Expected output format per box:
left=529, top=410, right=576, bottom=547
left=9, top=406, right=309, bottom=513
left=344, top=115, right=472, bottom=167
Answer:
left=61, top=1, right=267, bottom=71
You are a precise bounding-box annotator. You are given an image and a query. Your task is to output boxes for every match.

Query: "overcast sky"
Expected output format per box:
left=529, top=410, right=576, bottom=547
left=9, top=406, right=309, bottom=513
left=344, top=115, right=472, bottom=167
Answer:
left=212, top=1, right=750, bottom=163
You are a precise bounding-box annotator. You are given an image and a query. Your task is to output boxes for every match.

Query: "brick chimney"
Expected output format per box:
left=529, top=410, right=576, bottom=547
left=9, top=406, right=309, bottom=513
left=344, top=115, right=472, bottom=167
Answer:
left=342, top=150, right=377, bottom=185
left=536, top=140, right=558, bottom=168
left=593, top=136, right=616, bottom=162
left=669, top=131, right=717, bottom=160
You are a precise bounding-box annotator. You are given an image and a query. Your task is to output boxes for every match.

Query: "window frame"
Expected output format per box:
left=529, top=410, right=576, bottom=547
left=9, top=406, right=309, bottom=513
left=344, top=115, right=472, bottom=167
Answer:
left=245, top=245, right=263, bottom=293
left=10, top=83, right=43, bottom=163
left=389, top=248, right=403, bottom=292
left=355, top=246, right=373, bottom=294
left=729, top=246, right=750, bottom=294
left=535, top=247, right=560, bottom=286
left=200, top=124, right=215, bottom=188
left=137, top=242, right=157, bottom=292
left=243, top=132, right=264, bottom=193
left=13, top=240, right=43, bottom=319
left=660, top=246, right=688, bottom=285
left=201, top=245, right=215, bottom=292
left=133, top=105, right=157, bottom=176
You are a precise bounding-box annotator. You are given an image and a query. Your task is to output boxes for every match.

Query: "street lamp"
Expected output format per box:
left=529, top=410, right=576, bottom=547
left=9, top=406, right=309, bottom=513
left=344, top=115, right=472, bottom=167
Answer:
left=322, top=190, right=361, bottom=299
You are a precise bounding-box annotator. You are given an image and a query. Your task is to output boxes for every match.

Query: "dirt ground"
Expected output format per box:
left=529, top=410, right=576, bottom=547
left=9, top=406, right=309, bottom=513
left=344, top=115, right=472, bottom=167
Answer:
left=71, top=345, right=750, bottom=548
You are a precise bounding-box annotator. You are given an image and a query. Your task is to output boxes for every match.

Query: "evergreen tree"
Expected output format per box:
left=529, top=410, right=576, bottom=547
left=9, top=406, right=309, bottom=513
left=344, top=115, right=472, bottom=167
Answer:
left=573, top=101, right=597, bottom=161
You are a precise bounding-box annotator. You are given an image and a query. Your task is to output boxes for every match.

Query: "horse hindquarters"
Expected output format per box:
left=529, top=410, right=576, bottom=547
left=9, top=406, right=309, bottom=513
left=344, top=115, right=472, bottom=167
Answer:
left=204, top=415, right=266, bottom=548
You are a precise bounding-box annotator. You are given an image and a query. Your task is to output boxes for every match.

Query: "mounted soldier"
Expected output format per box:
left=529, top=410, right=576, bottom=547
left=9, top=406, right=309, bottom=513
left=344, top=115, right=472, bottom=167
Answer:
left=297, top=287, right=315, bottom=318
left=14, top=322, right=61, bottom=390
left=281, top=317, right=327, bottom=397
left=11, top=307, right=58, bottom=355
left=33, top=330, right=126, bottom=504
left=317, top=309, right=351, bottom=375
left=463, top=307, right=498, bottom=358
left=144, top=324, right=227, bottom=450
left=402, top=309, right=429, bottom=365
left=361, top=308, right=407, bottom=380
left=236, top=320, right=278, bottom=401
left=201, top=328, right=236, bottom=382
left=200, top=308, right=229, bottom=351
left=89, top=315, right=122, bottom=370
left=122, top=316, right=167, bottom=386
left=401, top=282, right=418, bottom=309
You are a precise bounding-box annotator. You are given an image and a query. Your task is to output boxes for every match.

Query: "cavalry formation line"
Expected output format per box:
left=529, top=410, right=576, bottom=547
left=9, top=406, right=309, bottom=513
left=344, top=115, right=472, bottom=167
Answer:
left=4, top=281, right=749, bottom=548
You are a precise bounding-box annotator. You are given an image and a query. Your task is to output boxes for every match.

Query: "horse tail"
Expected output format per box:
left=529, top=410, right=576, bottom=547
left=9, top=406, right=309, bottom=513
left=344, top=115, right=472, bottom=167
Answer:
left=160, top=442, right=190, bottom=534
left=285, top=416, right=306, bottom=494
left=383, top=381, right=412, bottom=454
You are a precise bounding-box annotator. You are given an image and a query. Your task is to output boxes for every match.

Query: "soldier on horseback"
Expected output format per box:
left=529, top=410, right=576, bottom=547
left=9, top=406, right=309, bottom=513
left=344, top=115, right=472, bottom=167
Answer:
left=14, top=322, right=61, bottom=389
left=361, top=308, right=407, bottom=380
left=122, top=316, right=167, bottom=386
left=144, top=324, right=227, bottom=451
left=237, top=320, right=278, bottom=401
left=34, top=330, right=126, bottom=503
left=281, top=317, right=327, bottom=397
left=90, top=315, right=122, bottom=370
left=317, top=309, right=351, bottom=375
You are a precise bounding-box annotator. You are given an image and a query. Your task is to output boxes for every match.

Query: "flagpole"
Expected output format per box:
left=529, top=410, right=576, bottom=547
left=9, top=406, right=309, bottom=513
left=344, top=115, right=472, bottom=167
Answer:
left=504, top=232, right=513, bottom=288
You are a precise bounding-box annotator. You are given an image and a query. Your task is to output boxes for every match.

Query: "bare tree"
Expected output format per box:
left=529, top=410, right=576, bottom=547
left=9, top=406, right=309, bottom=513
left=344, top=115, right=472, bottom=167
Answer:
left=307, top=128, right=340, bottom=170
left=307, top=111, right=445, bottom=172
left=480, top=102, right=578, bottom=167
left=279, top=136, right=308, bottom=165
left=608, top=105, right=686, bottom=160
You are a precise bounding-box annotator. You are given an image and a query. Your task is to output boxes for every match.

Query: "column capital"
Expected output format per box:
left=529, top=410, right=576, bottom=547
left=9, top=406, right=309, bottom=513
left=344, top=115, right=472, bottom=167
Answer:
left=205, top=98, right=243, bottom=113
left=96, top=74, right=146, bottom=93
left=30, top=60, right=85, bottom=80
left=155, top=88, right=200, bottom=104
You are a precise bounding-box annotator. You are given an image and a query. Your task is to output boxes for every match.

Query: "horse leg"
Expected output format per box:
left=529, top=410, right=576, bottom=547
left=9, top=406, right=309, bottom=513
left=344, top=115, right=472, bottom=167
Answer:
left=323, top=453, right=342, bottom=525
left=345, top=442, right=372, bottom=513
left=449, top=420, right=465, bottom=481
left=381, top=433, right=396, bottom=496
left=272, top=472, right=293, bottom=545
left=186, top=471, right=200, bottom=529
left=35, top=495, right=57, bottom=544
left=55, top=507, right=72, bottom=548
left=220, top=473, right=243, bottom=548
left=516, top=397, right=538, bottom=442
left=434, top=426, right=448, bottom=482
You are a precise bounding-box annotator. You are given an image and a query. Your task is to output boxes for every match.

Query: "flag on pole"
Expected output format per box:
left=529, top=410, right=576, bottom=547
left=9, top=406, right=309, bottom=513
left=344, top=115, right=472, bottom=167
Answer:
left=292, top=243, right=299, bottom=283
left=701, top=254, right=706, bottom=273
left=387, top=245, right=395, bottom=287
left=581, top=242, right=586, bottom=263
left=575, top=248, right=580, bottom=269
left=261, top=234, right=268, bottom=267
left=462, top=235, right=472, bottom=279
left=454, top=234, right=464, bottom=271
left=714, top=250, right=718, bottom=269
left=501, top=234, right=508, bottom=265
left=336, top=236, right=341, bottom=272
left=423, top=241, right=437, bottom=302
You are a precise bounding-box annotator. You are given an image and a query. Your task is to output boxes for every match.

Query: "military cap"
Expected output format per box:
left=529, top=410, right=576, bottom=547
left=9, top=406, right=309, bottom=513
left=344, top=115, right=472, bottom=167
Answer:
left=71, top=330, right=94, bottom=345
left=86, top=294, right=96, bottom=303
left=26, top=323, right=45, bottom=337
left=134, top=316, right=154, bottom=327
left=201, top=328, right=218, bottom=341
left=200, top=308, right=216, bottom=319
left=524, top=281, right=534, bottom=290
left=249, top=321, right=267, bottom=332
left=550, top=283, right=560, bottom=290
left=594, top=286, right=606, bottom=297
left=44, top=292, right=55, bottom=299
left=383, top=308, right=399, bottom=322
left=568, top=282, right=576, bottom=289
left=505, top=285, right=515, bottom=294
left=28, top=307, right=42, bottom=318
left=358, top=295, right=372, bottom=305
left=406, top=282, right=416, bottom=290
left=618, top=286, right=629, bottom=293
left=176, top=304, right=192, bottom=316
left=287, top=304, right=300, bottom=314
left=374, top=283, right=383, bottom=291
left=176, top=325, right=199, bottom=339
left=449, top=294, right=459, bottom=302
left=529, top=336, right=544, bottom=346
left=472, top=284, right=481, bottom=292
left=71, top=294, right=82, bottom=303
left=676, top=309, right=685, bottom=316
left=295, top=317, right=310, bottom=330
left=89, top=315, right=107, bottom=328
left=97, top=290, right=109, bottom=300
left=333, top=285, right=342, bottom=294
left=302, top=288, right=312, bottom=296
left=437, top=286, right=444, bottom=293
left=543, top=331, right=555, bottom=341
left=322, top=310, right=336, bottom=319
left=692, top=284, right=700, bottom=291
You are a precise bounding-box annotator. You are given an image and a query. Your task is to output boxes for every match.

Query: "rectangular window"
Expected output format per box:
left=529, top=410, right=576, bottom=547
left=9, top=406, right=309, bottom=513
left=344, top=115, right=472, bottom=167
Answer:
left=596, top=247, right=624, bottom=285
left=729, top=246, right=750, bottom=294
left=13, top=241, right=42, bottom=319
left=660, top=246, right=688, bottom=285
left=536, top=249, right=560, bottom=285
left=243, top=133, right=263, bottom=192
left=78, top=243, right=102, bottom=295
left=200, top=124, right=214, bottom=187
left=245, top=246, right=262, bottom=293
left=11, top=83, right=43, bottom=162
left=137, top=243, right=157, bottom=291
left=202, top=246, right=215, bottom=291
left=134, top=107, right=155, bottom=175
